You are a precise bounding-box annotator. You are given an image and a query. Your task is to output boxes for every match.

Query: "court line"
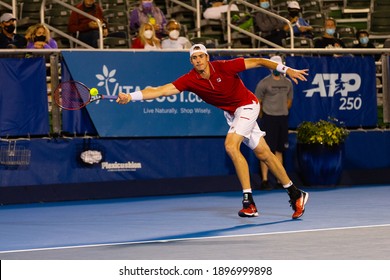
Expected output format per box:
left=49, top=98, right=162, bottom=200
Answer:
left=1, top=223, right=389, bottom=255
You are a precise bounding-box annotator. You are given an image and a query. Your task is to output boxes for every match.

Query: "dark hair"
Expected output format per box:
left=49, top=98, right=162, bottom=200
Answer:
left=325, top=17, right=337, bottom=26
left=356, top=29, right=369, bottom=40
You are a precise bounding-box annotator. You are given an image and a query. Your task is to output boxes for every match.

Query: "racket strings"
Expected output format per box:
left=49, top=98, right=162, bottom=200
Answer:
left=54, top=81, right=91, bottom=110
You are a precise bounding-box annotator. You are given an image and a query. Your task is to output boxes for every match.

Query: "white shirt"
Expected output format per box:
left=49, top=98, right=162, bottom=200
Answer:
left=161, top=37, right=191, bottom=49
left=144, top=43, right=160, bottom=50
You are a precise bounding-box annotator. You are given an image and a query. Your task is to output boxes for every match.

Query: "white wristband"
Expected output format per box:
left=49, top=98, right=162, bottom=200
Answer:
left=276, top=64, right=290, bottom=74
left=129, top=90, right=143, bottom=101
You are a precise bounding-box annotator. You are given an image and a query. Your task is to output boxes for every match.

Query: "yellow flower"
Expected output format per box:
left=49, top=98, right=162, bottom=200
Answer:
left=297, top=119, right=349, bottom=146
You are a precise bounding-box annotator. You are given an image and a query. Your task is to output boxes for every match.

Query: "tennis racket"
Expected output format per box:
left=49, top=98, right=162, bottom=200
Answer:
left=53, top=80, right=117, bottom=110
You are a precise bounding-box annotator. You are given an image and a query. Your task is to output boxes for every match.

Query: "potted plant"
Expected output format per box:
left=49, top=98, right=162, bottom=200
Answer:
left=296, top=119, right=349, bottom=186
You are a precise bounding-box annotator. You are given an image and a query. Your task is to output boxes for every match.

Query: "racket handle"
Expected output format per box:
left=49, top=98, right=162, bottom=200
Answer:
left=101, top=95, right=118, bottom=100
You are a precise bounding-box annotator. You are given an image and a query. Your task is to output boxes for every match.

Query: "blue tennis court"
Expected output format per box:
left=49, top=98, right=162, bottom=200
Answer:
left=1, top=184, right=389, bottom=259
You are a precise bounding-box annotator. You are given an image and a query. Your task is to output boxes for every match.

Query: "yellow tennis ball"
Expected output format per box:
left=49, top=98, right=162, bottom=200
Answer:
left=90, top=87, right=98, bottom=96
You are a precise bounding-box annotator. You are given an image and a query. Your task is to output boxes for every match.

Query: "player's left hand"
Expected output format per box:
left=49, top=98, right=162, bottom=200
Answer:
left=286, top=68, right=309, bottom=84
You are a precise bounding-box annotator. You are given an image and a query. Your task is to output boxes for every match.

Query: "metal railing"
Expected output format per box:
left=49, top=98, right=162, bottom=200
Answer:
left=40, top=0, right=104, bottom=49
left=1, top=0, right=104, bottom=48
left=226, top=0, right=294, bottom=49
left=0, top=0, right=14, bottom=12
left=168, top=0, right=201, bottom=38
left=1, top=48, right=389, bottom=131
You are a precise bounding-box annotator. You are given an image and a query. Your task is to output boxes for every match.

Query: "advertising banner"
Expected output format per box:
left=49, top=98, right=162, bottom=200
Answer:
left=286, top=56, right=377, bottom=128
left=61, top=51, right=229, bottom=137
left=61, top=52, right=378, bottom=136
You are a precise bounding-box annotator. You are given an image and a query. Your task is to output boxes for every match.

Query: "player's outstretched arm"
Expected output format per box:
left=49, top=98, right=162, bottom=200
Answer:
left=116, top=83, right=180, bottom=104
left=244, top=57, right=309, bottom=84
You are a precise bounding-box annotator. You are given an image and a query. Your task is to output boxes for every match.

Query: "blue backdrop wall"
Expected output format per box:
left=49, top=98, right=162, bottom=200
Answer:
left=0, top=52, right=388, bottom=204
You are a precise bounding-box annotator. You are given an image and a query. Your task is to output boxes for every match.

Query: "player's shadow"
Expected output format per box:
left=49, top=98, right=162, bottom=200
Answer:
left=131, top=219, right=296, bottom=243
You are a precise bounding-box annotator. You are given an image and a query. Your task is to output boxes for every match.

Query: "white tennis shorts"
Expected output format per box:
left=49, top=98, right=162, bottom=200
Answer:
left=224, top=101, right=265, bottom=150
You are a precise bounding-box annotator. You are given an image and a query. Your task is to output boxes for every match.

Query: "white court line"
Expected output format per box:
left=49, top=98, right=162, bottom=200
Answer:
left=1, top=223, right=390, bottom=255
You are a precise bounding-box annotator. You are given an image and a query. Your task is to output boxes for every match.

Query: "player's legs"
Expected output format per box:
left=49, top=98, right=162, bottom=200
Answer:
left=224, top=132, right=250, bottom=191
left=253, top=137, right=290, bottom=185
left=224, top=102, right=261, bottom=191
left=224, top=103, right=308, bottom=218
left=252, top=135, right=308, bottom=219
left=224, top=103, right=261, bottom=217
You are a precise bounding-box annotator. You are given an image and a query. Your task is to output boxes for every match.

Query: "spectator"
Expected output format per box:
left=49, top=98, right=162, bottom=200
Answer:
left=131, top=22, right=161, bottom=49
left=129, top=0, right=167, bottom=39
left=0, top=13, right=27, bottom=48
left=201, top=0, right=239, bottom=20
left=283, top=1, right=313, bottom=38
left=353, top=29, right=380, bottom=59
left=314, top=18, right=345, bottom=49
left=255, top=55, right=293, bottom=191
left=254, top=0, right=286, bottom=46
left=25, top=24, right=58, bottom=49
left=161, top=19, right=191, bottom=49
left=68, top=0, right=108, bottom=48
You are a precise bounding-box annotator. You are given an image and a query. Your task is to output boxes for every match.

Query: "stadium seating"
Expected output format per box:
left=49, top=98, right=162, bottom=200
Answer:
left=103, top=36, right=131, bottom=48
left=282, top=37, right=314, bottom=48
left=368, top=10, right=390, bottom=40
left=1, top=0, right=388, bottom=50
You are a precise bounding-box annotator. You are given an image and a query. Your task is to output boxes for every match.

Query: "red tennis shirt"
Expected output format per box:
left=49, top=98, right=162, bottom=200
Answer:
left=172, top=57, right=258, bottom=115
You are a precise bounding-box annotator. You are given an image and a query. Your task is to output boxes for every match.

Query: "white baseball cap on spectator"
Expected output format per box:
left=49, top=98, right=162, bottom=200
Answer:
left=287, top=1, right=300, bottom=10
left=0, top=13, right=17, bottom=22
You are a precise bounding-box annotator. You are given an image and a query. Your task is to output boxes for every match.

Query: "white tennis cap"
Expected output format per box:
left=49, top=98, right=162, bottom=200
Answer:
left=287, top=1, right=300, bottom=9
left=0, top=13, right=17, bottom=22
left=270, top=55, right=283, bottom=64
left=189, top=44, right=208, bottom=57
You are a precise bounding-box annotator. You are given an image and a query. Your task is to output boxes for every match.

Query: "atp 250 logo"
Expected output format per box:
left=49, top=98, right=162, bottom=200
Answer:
left=304, top=73, right=362, bottom=110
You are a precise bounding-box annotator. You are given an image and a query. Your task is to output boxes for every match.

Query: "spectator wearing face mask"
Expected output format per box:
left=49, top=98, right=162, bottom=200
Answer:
left=0, top=13, right=27, bottom=48
left=353, top=29, right=380, bottom=60
left=161, top=19, right=191, bottom=49
left=254, top=0, right=286, bottom=46
left=25, top=23, right=58, bottom=49
left=129, top=0, right=167, bottom=39
left=131, top=22, right=161, bottom=49
left=283, top=1, right=313, bottom=38
left=314, top=18, right=345, bottom=49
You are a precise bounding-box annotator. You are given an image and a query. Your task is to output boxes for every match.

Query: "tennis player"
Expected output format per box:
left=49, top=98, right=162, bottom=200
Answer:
left=116, top=44, right=309, bottom=219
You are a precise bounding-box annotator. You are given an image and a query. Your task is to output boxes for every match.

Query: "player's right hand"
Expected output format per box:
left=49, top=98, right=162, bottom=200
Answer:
left=116, top=92, right=131, bottom=104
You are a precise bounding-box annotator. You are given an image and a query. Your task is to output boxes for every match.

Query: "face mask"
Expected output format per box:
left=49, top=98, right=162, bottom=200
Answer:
left=3, top=24, right=15, bottom=34
left=144, top=30, right=153, bottom=39
left=359, top=37, right=369, bottom=45
left=326, top=28, right=335, bottom=36
left=272, top=70, right=281, bottom=76
left=169, top=30, right=180, bottom=40
left=84, top=2, right=95, bottom=12
left=34, top=35, right=46, bottom=42
left=260, top=1, right=269, bottom=9
left=289, top=11, right=299, bottom=17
